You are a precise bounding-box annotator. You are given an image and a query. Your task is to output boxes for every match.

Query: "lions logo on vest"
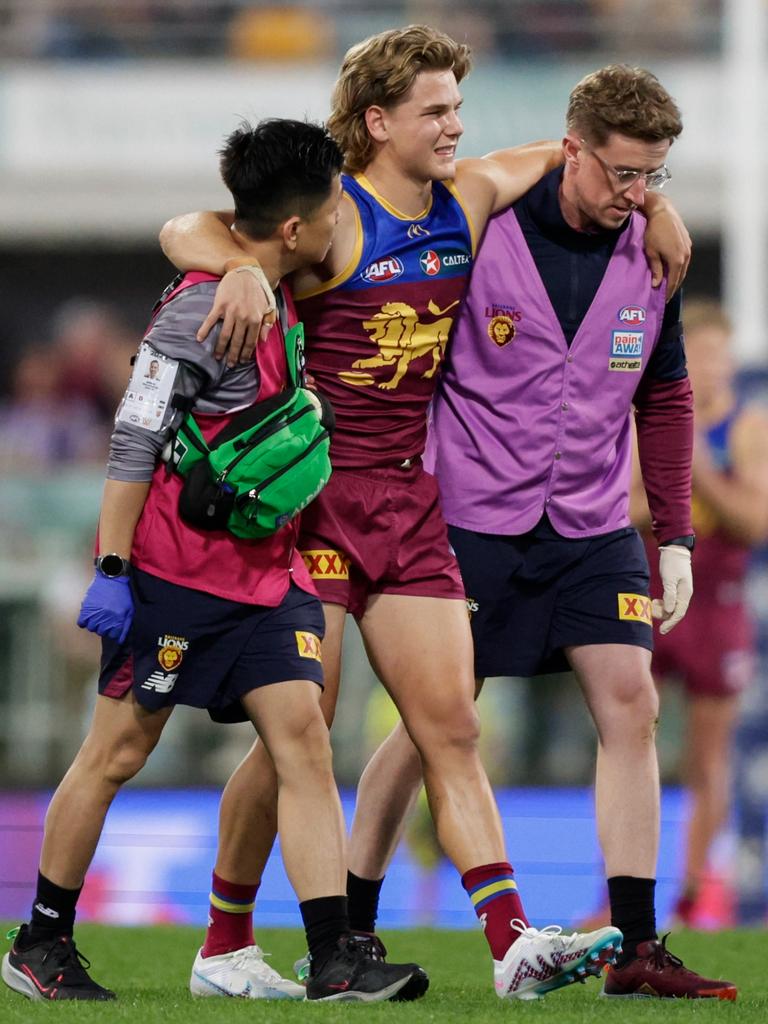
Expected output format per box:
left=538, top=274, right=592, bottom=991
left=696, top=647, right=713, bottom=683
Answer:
left=487, top=315, right=516, bottom=347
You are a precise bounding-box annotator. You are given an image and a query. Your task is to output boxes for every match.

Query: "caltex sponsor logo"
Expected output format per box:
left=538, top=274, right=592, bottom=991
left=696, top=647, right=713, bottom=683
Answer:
left=419, top=250, right=441, bottom=276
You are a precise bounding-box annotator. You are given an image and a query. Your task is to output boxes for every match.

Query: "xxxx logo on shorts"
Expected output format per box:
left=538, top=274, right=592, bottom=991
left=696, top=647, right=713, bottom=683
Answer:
left=157, top=633, right=189, bottom=670
left=301, top=549, right=350, bottom=580
left=296, top=631, right=322, bottom=661
left=617, top=593, right=652, bottom=625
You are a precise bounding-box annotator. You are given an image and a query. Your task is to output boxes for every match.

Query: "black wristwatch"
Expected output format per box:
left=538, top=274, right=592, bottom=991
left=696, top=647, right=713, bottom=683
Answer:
left=660, top=535, right=695, bottom=552
left=95, top=553, right=132, bottom=579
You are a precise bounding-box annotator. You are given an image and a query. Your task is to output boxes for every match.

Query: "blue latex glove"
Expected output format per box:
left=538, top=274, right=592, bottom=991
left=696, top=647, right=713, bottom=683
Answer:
left=77, top=572, right=134, bottom=643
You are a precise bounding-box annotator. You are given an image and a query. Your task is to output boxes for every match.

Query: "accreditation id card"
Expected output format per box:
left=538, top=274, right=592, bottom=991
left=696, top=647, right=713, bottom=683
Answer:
left=117, top=343, right=177, bottom=432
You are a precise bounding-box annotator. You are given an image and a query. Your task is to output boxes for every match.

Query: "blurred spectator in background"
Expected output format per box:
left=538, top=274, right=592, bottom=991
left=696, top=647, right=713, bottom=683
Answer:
left=50, top=297, right=138, bottom=426
left=228, top=4, right=335, bottom=61
left=594, top=0, right=719, bottom=57
left=632, top=299, right=768, bottom=927
left=733, top=539, right=768, bottom=925
left=0, top=343, right=105, bottom=473
left=0, top=1, right=724, bottom=62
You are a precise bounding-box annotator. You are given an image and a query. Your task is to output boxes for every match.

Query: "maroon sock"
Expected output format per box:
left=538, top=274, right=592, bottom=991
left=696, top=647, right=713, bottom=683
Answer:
left=461, top=862, right=529, bottom=960
left=201, top=871, right=258, bottom=958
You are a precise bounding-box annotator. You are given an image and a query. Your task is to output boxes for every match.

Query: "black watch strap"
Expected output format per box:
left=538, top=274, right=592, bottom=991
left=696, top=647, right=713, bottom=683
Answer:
left=660, top=535, right=695, bottom=552
left=95, top=553, right=132, bottom=578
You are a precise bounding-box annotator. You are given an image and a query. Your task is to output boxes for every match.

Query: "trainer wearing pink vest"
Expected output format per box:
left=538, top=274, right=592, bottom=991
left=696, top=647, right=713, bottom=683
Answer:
left=426, top=66, right=736, bottom=1000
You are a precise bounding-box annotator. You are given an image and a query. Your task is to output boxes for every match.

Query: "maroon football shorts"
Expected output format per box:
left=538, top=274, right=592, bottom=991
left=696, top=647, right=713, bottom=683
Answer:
left=652, top=596, right=755, bottom=698
left=299, top=460, right=466, bottom=619
left=646, top=537, right=754, bottom=698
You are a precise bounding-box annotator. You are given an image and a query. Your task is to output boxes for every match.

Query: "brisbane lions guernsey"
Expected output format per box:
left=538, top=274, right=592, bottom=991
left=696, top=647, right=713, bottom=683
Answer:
left=686, top=408, right=752, bottom=590
left=295, top=173, right=475, bottom=468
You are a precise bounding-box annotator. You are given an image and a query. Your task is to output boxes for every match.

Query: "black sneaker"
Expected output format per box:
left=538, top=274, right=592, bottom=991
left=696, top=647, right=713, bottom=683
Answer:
left=351, top=932, right=429, bottom=1001
left=305, top=935, right=421, bottom=1002
left=1, top=925, right=116, bottom=1001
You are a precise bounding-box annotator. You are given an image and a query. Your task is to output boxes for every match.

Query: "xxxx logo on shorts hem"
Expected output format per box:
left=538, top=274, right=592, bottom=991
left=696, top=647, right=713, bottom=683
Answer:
left=617, top=593, right=652, bottom=625
left=301, top=549, right=350, bottom=580
left=296, top=631, right=322, bottom=661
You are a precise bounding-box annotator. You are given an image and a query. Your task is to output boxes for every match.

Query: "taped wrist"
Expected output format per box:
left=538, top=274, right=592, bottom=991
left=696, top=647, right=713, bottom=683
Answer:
left=223, top=259, right=276, bottom=313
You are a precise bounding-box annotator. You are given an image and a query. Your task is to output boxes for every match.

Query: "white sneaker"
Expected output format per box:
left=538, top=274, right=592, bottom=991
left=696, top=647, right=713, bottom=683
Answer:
left=190, top=945, right=305, bottom=1000
left=494, top=919, right=623, bottom=1001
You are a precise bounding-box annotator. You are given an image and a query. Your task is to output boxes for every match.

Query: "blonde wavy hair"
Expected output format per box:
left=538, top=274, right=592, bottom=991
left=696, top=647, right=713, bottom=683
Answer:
left=328, top=25, right=471, bottom=174
left=566, top=64, right=682, bottom=146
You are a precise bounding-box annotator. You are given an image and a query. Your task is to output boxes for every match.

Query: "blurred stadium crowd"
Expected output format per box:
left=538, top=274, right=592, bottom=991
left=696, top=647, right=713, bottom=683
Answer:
left=0, top=1, right=722, bottom=62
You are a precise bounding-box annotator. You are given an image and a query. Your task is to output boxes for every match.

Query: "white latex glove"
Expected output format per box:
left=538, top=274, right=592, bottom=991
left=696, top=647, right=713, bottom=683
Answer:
left=652, top=544, right=693, bottom=635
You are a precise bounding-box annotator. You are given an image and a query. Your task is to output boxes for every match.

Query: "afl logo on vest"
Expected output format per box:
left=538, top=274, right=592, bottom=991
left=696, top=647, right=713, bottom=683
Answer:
left=617, top=305, right=646, bottom=326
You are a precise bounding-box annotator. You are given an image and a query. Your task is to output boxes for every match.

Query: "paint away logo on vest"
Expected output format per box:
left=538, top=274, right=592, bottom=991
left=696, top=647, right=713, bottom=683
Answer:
left=609, top=330, right=644, bottom=371
left=295, top=631, right=322, bottom=661
left=617, top=593, right=652, bottom=625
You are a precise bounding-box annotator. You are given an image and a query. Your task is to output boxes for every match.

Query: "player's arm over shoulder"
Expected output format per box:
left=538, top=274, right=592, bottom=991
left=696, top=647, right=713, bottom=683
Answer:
left=159, top=193, right=357, bottom=280
left=454, top=140, right=563, bottom=227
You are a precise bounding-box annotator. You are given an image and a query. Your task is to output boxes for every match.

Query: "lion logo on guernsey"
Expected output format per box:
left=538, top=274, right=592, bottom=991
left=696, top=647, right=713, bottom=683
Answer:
left=338, top=298, right=460, bottom=390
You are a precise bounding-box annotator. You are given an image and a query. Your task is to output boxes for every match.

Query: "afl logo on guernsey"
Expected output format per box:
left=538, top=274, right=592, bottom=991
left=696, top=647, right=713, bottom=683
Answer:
left=362, top=256, right=404, bottom=283
left=420, top=250, right=441, bottom=276
left=618, top=305, right=646, bottom=326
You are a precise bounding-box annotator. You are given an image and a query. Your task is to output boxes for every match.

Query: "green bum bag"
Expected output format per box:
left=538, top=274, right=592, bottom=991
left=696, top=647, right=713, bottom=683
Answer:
left=169, top=320, right=334, bottom=539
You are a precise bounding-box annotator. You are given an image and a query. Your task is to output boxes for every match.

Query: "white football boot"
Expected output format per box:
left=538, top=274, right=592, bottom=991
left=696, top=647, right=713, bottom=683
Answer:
left=190, top=945, right=304, bottom=999
left=494, top=919, right=623, bottom=1000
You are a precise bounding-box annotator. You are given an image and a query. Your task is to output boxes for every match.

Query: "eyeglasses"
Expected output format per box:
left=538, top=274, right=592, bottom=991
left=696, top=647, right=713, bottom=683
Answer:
left=580, top=140, right=671, bottom=192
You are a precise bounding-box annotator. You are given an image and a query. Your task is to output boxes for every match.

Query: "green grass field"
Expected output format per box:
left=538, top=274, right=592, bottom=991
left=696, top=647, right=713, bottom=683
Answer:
left=0, top=923, right=761, bottom=1022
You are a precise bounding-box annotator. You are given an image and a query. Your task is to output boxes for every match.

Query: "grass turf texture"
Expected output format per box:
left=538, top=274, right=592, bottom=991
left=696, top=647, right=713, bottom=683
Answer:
left=0, top=923, right=759, bottom=1021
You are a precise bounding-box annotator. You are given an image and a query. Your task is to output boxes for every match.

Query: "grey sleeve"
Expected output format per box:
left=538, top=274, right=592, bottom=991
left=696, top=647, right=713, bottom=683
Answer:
left=106, top=284, right=224, bottom=482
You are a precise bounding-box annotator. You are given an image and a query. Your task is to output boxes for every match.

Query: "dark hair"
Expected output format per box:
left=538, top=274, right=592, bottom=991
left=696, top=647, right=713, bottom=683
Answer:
left=219, top=119, right=343, bottom=240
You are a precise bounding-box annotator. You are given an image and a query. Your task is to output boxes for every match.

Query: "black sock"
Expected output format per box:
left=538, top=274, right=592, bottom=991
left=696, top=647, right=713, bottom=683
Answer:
left=27, top=872, right=82, bottom=941
left=607, top=875, right=657, bottom=962
left=299, top=895, right=350, bottom=971
left=346, top=871, right=384, bottom=933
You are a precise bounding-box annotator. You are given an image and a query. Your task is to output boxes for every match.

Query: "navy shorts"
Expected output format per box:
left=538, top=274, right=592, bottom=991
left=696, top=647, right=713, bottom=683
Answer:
left=448, top=516, right=653, bottom=679
left=98, top=570, right=325, bottom=723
